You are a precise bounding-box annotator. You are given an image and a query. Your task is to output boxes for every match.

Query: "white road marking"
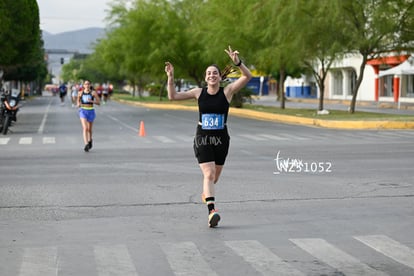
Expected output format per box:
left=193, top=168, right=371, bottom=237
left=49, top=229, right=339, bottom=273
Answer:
left=290, top=238, right=388, bottom=276
left=18, top=247, right=58, bottom=276
left=38, top=99, right=52, bottom=134
left=258, top=134, right=289, bottom=140
left=94, top=244, right=138, bottom=276
left=238, top=134, right=268, bottom=141
left=43, top=137, right=56, bottom=144
left=160, top=241, right=218, bottom=276
left=19, top=137, right=32, bottom=145
left=106, top=114, right=138, bottom=132
left=0, top=137, right=10, bottom=145
left=153, top=136, right=175, bottom=143
left=354, top=235, right=414, bottom=269
left=225, top=240, right=305, bottom=276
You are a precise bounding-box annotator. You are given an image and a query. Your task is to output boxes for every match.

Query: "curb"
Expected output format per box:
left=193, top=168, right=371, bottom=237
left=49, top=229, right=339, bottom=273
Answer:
left=118, top=99, right=414, bottom=130
left=229, top=108, right=414, bottom=129
left=253, top=96, right=414, bottom=110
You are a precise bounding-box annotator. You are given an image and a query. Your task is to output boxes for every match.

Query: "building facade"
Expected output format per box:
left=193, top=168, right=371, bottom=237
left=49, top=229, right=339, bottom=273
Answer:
left=285, top=53, right=414, bottom=104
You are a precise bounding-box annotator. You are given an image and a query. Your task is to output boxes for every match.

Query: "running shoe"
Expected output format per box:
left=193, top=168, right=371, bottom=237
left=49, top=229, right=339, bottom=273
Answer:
left=208, top=210, right=220, bottom=228
left=84, top=144, right=90, bottom=152
left=88, top=139, right=93, bottom=149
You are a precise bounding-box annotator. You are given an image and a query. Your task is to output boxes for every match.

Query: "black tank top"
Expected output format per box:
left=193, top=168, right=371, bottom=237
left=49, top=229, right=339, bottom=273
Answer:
left=80, top=90, right=94, bottom=105
left=198, top=87, right=229, bottom=124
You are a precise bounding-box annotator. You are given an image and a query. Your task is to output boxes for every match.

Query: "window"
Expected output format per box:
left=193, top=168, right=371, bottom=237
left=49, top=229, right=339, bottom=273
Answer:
left=332, top=71, right=343, bottom=96
left=405, top=75, right=414, bottom=97
left=349, top=70, right=357, bottom=95
left=380, top=76, right=393, bottom=97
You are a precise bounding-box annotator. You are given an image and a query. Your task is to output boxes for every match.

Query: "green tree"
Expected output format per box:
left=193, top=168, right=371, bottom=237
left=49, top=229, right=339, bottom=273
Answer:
left=94, top=0, right=210, bottom=97
left=157, top=0, right=210, bottom=86
left=61, top=58, right=83, bottom=83
left=194, top=0, right=252, bottom=65
left=337, top=0, right=414, bottom=113
left=247, top=0, right=305, bottom=108
left=0, top=0, right=46, bottom=86
left=294, top=0, right=347, bottom=111
left=98, top=0, right=167, bottom=96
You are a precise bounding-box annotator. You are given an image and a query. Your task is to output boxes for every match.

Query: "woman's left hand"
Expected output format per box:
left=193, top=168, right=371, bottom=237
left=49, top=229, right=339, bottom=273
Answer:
left=224, top=45, right=240, bottom=65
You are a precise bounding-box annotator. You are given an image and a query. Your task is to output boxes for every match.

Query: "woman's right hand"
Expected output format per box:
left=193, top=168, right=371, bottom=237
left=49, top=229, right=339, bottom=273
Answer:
left=165, top=62, right=174, bottom=77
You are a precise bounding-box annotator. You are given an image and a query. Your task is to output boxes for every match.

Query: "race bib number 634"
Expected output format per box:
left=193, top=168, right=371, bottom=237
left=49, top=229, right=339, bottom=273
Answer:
left=201, top=113, right=225, bottom=130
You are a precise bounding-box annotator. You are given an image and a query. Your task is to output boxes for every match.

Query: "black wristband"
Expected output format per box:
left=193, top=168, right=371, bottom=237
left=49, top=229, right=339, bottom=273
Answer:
left=235, top=60, right=242, bottom=66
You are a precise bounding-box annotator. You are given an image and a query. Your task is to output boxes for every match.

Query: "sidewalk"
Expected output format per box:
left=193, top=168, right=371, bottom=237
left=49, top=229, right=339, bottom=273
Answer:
left=252, top=95, right=414, bottom=115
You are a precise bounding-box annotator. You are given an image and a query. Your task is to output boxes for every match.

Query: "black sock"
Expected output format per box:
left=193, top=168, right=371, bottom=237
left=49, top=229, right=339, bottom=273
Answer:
left=205, top=197, right=215, bottom=213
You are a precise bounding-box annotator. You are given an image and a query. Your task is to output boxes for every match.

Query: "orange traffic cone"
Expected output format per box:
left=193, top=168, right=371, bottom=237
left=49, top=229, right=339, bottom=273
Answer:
left=139, top=121, right=146, bottom=136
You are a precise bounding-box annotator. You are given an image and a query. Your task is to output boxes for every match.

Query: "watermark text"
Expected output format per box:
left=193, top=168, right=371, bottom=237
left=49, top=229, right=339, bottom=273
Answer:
left=273, top=150, right=332, bottom=174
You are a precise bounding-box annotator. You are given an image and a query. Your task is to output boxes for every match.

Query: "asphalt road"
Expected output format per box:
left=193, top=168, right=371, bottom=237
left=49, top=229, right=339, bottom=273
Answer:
left=0, top=95, right=413, bottom=276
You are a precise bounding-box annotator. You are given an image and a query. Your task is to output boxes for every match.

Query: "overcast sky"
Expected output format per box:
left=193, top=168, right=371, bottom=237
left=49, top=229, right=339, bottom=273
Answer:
left=38, top=0, right=112, bottom=34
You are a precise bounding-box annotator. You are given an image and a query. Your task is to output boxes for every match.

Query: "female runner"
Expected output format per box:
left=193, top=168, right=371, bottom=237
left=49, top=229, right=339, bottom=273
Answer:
left=165, top=46, right=252, bottom=227
left=77, top=80, right=100, bottom=152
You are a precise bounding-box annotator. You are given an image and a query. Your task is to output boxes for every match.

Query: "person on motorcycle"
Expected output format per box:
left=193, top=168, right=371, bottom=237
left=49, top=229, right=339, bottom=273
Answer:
left=0, top=88, right=19, bottom=134
left=1, top=89, right=18, bottom=113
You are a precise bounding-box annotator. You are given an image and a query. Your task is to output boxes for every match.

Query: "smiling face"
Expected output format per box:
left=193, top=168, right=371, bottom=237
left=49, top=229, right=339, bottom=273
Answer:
left=83, top=81, right=91, bottom=91
left=205, top=65, right=221, bottom=86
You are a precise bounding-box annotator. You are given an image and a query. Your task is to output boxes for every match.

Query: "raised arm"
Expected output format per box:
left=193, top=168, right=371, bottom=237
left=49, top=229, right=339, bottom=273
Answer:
left=223, top=46, right=252, bottom=100
left=165, top=62, right=199, bottom=100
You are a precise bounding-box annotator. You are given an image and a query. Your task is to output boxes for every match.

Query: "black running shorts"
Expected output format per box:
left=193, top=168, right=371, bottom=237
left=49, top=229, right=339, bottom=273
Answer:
left=193, top=125, right=230, bottom=165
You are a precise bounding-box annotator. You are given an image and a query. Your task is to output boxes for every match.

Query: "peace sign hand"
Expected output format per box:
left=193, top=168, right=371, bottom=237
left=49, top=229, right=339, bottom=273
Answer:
left=224, top=45, right=240, bottom=65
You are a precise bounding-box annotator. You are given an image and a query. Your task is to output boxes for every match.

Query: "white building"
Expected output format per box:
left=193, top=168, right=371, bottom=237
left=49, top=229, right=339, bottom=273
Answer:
left=286, top=53, right=414, bottom=104
left=45, top=49, right=78, bottom=84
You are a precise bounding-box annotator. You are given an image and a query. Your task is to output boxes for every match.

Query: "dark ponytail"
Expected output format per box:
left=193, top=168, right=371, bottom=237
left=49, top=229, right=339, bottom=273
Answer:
left=220, top=64, right=237, bottom=81
left=207, top=64, right=237, bottom=82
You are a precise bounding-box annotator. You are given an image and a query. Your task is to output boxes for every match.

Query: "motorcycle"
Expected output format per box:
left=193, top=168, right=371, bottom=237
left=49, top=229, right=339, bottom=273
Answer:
left=0, top=88, right=20, bottom=135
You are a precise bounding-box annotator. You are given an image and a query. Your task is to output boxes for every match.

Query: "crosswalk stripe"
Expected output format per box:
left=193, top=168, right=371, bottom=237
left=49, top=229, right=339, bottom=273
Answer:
left=258, top=134, right=289, bottom=140
left=354, top=235, right=414, bottom=270
left=225, top=240, right=305, bottom=276
left=19, top=137, right=32, bottom=145
left=153, top=136, right=175, bottom=143
left=238, top=134, right=268, bottom=141
left=174, top=135, right=194, bottom=142
left=279, top=133, right=309, bottom=140
left=0, top=131, right=411, bottom=147
left=290, top=238, right=388, bottom=276
left=357, top=133, right=383, bottom=140
left=18, top=247, right=58, bottom=276
left=0, top=137, right=10, bottom=145
left=380, top=132, right=405, bottom=138
left=7, top=236, right=414, bottom=275
left=339, top=132, right=363, bottom=139
left=94, top=244, right=138, bottom=276
left=43, top=137, right=56, bottom=144
left=160, top=241, right=218, bottom=276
